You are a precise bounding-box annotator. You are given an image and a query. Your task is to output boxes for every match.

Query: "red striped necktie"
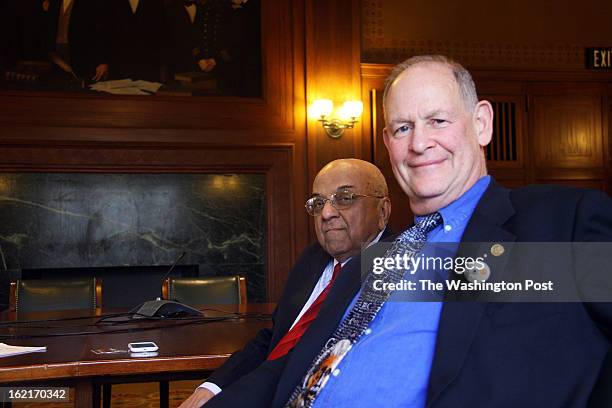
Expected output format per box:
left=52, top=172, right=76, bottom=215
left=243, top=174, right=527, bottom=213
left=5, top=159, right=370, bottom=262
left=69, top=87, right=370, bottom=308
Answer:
left=267, top=262, right=342, bottom=361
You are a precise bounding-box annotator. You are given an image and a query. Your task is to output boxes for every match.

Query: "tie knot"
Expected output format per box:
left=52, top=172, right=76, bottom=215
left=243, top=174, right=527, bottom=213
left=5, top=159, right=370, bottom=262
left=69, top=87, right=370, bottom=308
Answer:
left=396, top=212, right=442, bottom=245
left=415, top=212, right=443, bottom=234
left=331, top=263, right=342, bottom=283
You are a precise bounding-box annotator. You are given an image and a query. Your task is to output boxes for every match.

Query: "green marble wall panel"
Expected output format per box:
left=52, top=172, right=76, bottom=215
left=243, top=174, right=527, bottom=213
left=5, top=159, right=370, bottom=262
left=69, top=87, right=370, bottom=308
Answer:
left=0, top=173, right=266, bottom=304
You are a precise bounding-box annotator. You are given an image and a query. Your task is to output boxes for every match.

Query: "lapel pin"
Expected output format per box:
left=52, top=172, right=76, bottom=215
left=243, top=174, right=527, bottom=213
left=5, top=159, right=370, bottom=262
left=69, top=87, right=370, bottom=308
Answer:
left=490, top=243, right=505, bottom=257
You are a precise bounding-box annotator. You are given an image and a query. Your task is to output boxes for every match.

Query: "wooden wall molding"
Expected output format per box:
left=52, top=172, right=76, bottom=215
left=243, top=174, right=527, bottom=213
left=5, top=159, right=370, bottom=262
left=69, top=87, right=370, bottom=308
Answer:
left=0, top=126, right=301, bottom=146
left=532, top=95, right=603, bottom=168
left=362, top=63, right=612, bottom=83
left=362, top=40, right=588, bottom=70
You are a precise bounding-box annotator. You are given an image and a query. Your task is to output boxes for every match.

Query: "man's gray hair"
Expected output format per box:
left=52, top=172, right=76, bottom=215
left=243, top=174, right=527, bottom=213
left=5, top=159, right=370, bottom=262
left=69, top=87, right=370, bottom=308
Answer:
left=382, top=55, right=479, bottom=121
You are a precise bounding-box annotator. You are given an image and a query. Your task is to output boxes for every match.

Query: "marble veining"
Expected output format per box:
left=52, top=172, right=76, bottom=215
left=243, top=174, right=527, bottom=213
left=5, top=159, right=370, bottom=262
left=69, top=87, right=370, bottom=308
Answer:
left=0, top=173, right=267, bottom=302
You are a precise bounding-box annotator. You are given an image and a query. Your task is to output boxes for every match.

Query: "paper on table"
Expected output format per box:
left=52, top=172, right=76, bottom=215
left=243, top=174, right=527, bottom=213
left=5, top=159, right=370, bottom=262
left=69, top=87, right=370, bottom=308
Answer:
left=89, top=79, right=162, bottom=95
left=132, top=80, right=162, bottom=93
left=89, top=79, right=134, bottom=91
left=99, top=87, right=149, bottom=95
left=0, top=343, right=46, bottom=358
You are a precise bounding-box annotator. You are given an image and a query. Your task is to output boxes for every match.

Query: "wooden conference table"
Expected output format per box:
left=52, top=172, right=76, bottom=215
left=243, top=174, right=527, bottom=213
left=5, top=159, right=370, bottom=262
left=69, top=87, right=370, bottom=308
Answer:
left=0, top=304, right=274, bottom=407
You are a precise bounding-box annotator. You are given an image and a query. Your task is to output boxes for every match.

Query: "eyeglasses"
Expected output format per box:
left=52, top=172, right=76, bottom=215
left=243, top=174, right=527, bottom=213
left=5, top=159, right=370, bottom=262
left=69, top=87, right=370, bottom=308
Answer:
left=305, top=191, right=385, bottom=216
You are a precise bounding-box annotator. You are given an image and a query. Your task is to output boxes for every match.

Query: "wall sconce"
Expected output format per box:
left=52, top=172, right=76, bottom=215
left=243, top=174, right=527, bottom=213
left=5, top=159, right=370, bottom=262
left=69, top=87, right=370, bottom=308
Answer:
left=309, top=99, right=363, bottom=138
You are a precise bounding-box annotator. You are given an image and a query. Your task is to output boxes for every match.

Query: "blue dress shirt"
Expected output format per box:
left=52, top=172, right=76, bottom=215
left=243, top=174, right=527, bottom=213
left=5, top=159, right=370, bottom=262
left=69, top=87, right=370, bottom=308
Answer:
left=312, top=176, right=491, bottom=408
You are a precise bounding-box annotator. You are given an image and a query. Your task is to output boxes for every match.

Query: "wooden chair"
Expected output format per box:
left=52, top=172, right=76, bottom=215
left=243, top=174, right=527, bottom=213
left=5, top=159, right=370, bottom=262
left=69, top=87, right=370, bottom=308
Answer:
left=10, top=277, right=102, bottom=313
left=162, top=275, right=247, bottom=306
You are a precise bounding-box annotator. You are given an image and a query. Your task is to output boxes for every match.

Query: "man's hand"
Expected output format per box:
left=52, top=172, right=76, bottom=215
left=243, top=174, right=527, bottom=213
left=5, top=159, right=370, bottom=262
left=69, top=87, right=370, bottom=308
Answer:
left=92, top=64, right=109, bottom=81
left=197, top=58, right=217, bottom=72
left=178, top=388, right=215, bottom=408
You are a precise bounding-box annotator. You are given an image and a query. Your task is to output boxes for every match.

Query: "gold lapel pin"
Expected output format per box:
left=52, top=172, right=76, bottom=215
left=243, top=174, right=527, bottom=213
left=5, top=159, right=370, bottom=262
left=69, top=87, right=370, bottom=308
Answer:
left=490, top=243, right=505, bottom=257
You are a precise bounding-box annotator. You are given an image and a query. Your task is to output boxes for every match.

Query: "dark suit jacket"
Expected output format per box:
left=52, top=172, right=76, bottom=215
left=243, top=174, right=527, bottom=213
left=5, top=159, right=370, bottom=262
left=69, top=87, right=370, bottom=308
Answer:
left=163, top=0, right=231, bottom=76
left=107, top=0, right=164, bottom=81
left=163, top=1, right=205, bottom=76
left=210, top=180, right=612, bottom=408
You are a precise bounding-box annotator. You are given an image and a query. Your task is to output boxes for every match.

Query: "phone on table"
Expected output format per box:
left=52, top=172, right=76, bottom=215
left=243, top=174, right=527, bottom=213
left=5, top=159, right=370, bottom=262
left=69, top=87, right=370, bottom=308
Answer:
left=128, top=342, right=159, bottom=353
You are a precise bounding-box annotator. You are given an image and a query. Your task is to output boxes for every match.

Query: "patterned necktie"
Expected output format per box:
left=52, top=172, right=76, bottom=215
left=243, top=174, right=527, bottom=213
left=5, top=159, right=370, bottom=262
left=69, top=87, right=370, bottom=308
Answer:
left=267, top=263, right=342, bottom=361
left=285, top=212, right=442, bottom=408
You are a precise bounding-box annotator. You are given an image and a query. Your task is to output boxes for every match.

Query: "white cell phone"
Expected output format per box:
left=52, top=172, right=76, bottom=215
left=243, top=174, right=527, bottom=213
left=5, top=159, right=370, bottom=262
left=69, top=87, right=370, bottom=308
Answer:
left=128, top=341, right=159, bottom=353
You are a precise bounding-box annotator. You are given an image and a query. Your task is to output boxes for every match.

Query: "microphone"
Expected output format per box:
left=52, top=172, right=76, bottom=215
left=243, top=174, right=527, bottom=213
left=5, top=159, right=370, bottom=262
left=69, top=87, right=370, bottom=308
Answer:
left=130, top=251, right=203, bottom=319
left=158, top=251, right=186, bottom=300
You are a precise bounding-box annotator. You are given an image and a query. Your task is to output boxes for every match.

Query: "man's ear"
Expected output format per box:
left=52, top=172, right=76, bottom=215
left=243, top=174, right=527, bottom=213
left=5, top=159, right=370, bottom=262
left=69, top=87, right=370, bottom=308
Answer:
left=378, top=197, right=392, bottom=230
left=473, top=100, right=494, bottom=147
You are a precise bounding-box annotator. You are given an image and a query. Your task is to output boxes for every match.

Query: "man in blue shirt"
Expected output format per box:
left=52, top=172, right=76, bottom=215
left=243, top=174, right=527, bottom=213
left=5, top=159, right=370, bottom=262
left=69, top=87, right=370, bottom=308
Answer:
left=292, top=55, right=497, bottom=407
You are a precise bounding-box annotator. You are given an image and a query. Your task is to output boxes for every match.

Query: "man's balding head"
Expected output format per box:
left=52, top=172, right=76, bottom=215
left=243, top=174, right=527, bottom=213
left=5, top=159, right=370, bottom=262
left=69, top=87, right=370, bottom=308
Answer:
left=382, top=55, right=494, bottom=215
left=310, top=159, right=391, bottom=262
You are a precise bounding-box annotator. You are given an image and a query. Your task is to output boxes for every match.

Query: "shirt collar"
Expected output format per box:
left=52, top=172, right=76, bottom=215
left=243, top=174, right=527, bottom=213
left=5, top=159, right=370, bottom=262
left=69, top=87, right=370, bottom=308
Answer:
left=415, top=176, right=491, bottom=232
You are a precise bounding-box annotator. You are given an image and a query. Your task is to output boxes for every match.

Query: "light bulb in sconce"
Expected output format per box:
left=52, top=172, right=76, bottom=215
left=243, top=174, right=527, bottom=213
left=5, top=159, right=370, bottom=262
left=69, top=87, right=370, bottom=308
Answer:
left=309, top=99, right=334, bottom=119
left=310, top=99, right=363, bottom=138
left=337, top=100, right=363, bottom=121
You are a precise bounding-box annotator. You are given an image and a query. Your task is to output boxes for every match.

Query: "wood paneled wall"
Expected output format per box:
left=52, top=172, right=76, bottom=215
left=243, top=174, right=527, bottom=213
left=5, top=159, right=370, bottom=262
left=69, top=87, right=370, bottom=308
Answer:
left=304, top=0, right=364, bottom=237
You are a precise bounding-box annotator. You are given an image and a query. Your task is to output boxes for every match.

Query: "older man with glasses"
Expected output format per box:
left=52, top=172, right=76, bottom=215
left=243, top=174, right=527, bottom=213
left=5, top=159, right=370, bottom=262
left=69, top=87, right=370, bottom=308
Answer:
left=179, top=158, right=392, bottom=408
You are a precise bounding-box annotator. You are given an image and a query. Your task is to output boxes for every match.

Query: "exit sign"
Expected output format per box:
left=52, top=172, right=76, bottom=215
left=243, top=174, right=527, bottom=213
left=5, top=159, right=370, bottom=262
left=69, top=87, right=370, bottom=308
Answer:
left=585, top=48, right=612, bottom=70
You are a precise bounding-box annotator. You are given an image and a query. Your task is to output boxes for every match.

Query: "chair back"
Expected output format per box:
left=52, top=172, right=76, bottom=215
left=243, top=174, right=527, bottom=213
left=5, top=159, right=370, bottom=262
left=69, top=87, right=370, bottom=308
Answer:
left=10, top=277, right=102, bottom=312
left=162, top=276, right=246, bottom=306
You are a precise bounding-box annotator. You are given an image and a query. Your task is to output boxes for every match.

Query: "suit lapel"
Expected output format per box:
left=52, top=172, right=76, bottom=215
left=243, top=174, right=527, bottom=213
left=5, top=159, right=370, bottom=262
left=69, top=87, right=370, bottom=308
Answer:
left=272, top=256, right=362, bottom=407
left=426, top=179, right=517, bottom=407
